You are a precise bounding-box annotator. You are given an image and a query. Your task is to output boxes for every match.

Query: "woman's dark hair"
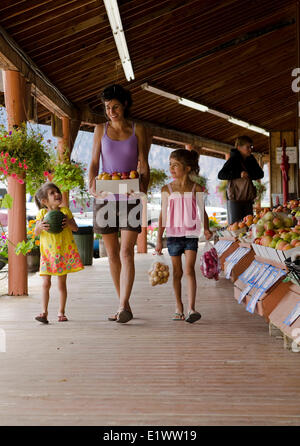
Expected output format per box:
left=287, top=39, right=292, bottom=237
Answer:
left=170, top=149, right=200, bottom=175
left=101, top=84, right=132, bottom=118
left=35, top=182, right=62, bottom=210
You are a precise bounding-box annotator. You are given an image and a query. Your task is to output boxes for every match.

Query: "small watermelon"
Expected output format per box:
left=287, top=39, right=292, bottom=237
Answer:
left=44, top=210, right=65, bottom=234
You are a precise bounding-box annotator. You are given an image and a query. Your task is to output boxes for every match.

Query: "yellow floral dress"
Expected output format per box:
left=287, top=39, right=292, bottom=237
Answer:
left=36, top=207, right=84, bottom=276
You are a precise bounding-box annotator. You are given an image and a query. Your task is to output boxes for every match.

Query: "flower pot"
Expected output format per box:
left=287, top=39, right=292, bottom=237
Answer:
left=27, top=247, right=40, bottom=273
left=0, top=255, right=7, bottom=270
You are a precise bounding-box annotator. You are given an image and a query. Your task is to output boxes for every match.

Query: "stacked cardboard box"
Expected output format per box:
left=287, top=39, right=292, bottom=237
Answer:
left=234, top=258, right=288, bottom=321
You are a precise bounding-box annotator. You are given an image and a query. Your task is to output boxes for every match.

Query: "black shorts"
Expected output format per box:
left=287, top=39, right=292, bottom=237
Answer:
left=93, top=197, right=142, bottom=234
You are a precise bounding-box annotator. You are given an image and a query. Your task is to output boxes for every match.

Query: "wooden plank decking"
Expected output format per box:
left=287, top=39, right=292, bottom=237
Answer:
left=0, top=252, right=300, bottom=426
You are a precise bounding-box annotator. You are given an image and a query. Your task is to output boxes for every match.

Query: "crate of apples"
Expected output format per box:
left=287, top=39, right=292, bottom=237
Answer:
left=148, top=261, right=170, bottom=286
left=96, top=170, right=139, bottom=194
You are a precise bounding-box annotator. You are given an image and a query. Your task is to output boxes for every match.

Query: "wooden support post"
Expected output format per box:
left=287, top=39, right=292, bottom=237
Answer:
left=3, top=70, right=28, bottom=295
left=56, top=117, right=80, bottom=207
left=297, top=0, right=300, bottom=196
left=269, top=131, right=296, bottom=206
left=137, top=127, right=153, bottom=254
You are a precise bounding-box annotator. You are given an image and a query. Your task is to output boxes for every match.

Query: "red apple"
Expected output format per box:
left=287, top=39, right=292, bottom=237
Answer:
left=265, top=229, right=276, bottom=237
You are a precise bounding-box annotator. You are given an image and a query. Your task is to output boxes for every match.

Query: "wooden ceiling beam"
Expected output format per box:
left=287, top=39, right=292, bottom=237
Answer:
left=0, top=25, right=75, bottom=118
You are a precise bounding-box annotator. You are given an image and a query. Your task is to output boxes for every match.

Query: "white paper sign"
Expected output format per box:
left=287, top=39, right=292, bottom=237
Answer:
left=276, top=147, right=297, bottom=164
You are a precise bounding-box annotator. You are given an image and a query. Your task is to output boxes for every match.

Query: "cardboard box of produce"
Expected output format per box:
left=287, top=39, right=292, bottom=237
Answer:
left=96, top=171, right=140, bottom=194
left=224, top=248, right=255, bottom=283
left=269, top=283, right=300, bottom=347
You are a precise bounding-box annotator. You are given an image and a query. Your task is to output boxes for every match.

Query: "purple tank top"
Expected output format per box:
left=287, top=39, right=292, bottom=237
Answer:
left=100, top=122, right=138, bottom=174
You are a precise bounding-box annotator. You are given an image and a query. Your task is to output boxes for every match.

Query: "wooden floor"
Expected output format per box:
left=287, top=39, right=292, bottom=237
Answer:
left=0, top=252, right=300, bottom=426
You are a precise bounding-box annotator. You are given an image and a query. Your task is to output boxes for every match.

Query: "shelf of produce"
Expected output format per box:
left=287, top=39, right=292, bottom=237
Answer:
left=234, top=258, right=288, bottom=321
left=224, top=247, right=255, bottom=283
left=269, top=283, right=300, bottom=350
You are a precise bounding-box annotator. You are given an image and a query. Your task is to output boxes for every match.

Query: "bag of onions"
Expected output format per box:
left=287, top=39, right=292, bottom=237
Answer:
left=148, top=256, right=170, bottom=286
left=199, top=241, right=221, bottom=281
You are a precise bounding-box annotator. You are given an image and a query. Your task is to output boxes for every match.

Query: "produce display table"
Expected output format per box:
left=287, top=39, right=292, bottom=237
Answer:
left=223, top=242, right=255, bottom=283
left=269, top=283, right=300, bottom=351
left=234, top=256, right=288, bottom=321
left=214, top=238, right=239, bottom=270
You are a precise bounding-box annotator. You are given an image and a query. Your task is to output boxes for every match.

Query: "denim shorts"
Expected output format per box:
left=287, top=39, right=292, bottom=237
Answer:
left=167, top=236, right=199, bottom=256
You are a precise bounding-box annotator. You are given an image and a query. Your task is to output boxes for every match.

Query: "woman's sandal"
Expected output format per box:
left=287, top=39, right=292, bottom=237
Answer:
left=108, top=313, right=118, bottom=321
left=35, top=313, right=49, bottom=324
left=185, top=311, right=201, bottom=324
left=172, top=313, right=185, bottom=321
left=116, top=309, right=133, bottom=324
left=58, top=315, right=68, bottom=322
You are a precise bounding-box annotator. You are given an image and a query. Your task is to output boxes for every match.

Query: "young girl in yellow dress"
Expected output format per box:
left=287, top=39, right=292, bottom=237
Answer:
left=34, top=182, right=84, bottom=324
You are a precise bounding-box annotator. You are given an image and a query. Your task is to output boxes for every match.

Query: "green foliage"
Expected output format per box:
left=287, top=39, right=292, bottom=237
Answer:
left=148, top=168, right=168, bottom=193
left=51, top=159, right=85, bottom=193
left=217, top=180, right=228, bottom=202
left=1, top=193, right=13, bottom=209
left=253, top=180, right=267, bottom=203
left=189, top=173, right=208, bottom=192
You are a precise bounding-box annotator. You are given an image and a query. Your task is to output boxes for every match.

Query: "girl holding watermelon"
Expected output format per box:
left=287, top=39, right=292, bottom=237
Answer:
left=34, top=182, right=84, bottom=324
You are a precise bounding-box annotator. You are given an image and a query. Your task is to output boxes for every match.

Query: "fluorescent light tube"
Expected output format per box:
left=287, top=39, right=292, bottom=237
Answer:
left=247, top=125, right=270, bottom=137
left=141, top=83, right=180, bottom=101
left=178, top=97, right=208, bottom=112
left=103, top=0, right=134, bottom=81
left=228, top=117, right=250, bottom=128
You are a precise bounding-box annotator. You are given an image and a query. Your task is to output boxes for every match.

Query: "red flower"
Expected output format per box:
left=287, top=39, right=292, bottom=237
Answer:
left=18, top=162, right=22, bottom=168
left=23, top=164, right=28, bottom=170
left=43, top=171, right=49, bottom=177
left=3, top=170, right=8, bottom=175
left=10, top=158, right=16, bottom=164
left=18, top=179, right=24, bottom=184
left=11, top=173, right=17, bottom=178
left=5, top=152, right=9, bottom=157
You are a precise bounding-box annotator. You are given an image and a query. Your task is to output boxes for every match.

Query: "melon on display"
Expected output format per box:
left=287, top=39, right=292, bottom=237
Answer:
left=44, top=210, right=65, bottom=234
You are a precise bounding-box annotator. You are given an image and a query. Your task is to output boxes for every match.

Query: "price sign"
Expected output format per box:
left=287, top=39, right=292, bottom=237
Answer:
left=276, top=146, right=297, bottom=164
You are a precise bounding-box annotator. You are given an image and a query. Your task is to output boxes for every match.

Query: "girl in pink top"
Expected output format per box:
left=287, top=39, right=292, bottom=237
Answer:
left=156, top=149, right=212, bottom=323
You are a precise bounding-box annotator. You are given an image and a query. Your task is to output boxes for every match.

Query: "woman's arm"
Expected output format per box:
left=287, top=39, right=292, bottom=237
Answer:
left=135, top=124, right=150, bottom=194
left=217, top=156, right=239, bottom=180
left=245, top=155, right=264, bottom=180
left=88, top=124, right=103, bottom=195
left=195, top=185, right=212, bottom=240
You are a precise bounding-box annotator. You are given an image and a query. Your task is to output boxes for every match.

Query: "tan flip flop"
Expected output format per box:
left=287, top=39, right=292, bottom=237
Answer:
left=108, top=313, right=118, bottom=321
left=172, top=313, right=185, bottom=321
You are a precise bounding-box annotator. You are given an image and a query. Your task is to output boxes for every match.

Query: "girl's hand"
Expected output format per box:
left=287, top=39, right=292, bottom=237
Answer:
left=62, top=217, right=68, bottom=229
left=155, top=239, right=163, bottom=255
left=241, top=171, right=249, bottom=178
left=204, top=229, right=213, bottom=240
left=35, top=219, right=50, bottom=234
